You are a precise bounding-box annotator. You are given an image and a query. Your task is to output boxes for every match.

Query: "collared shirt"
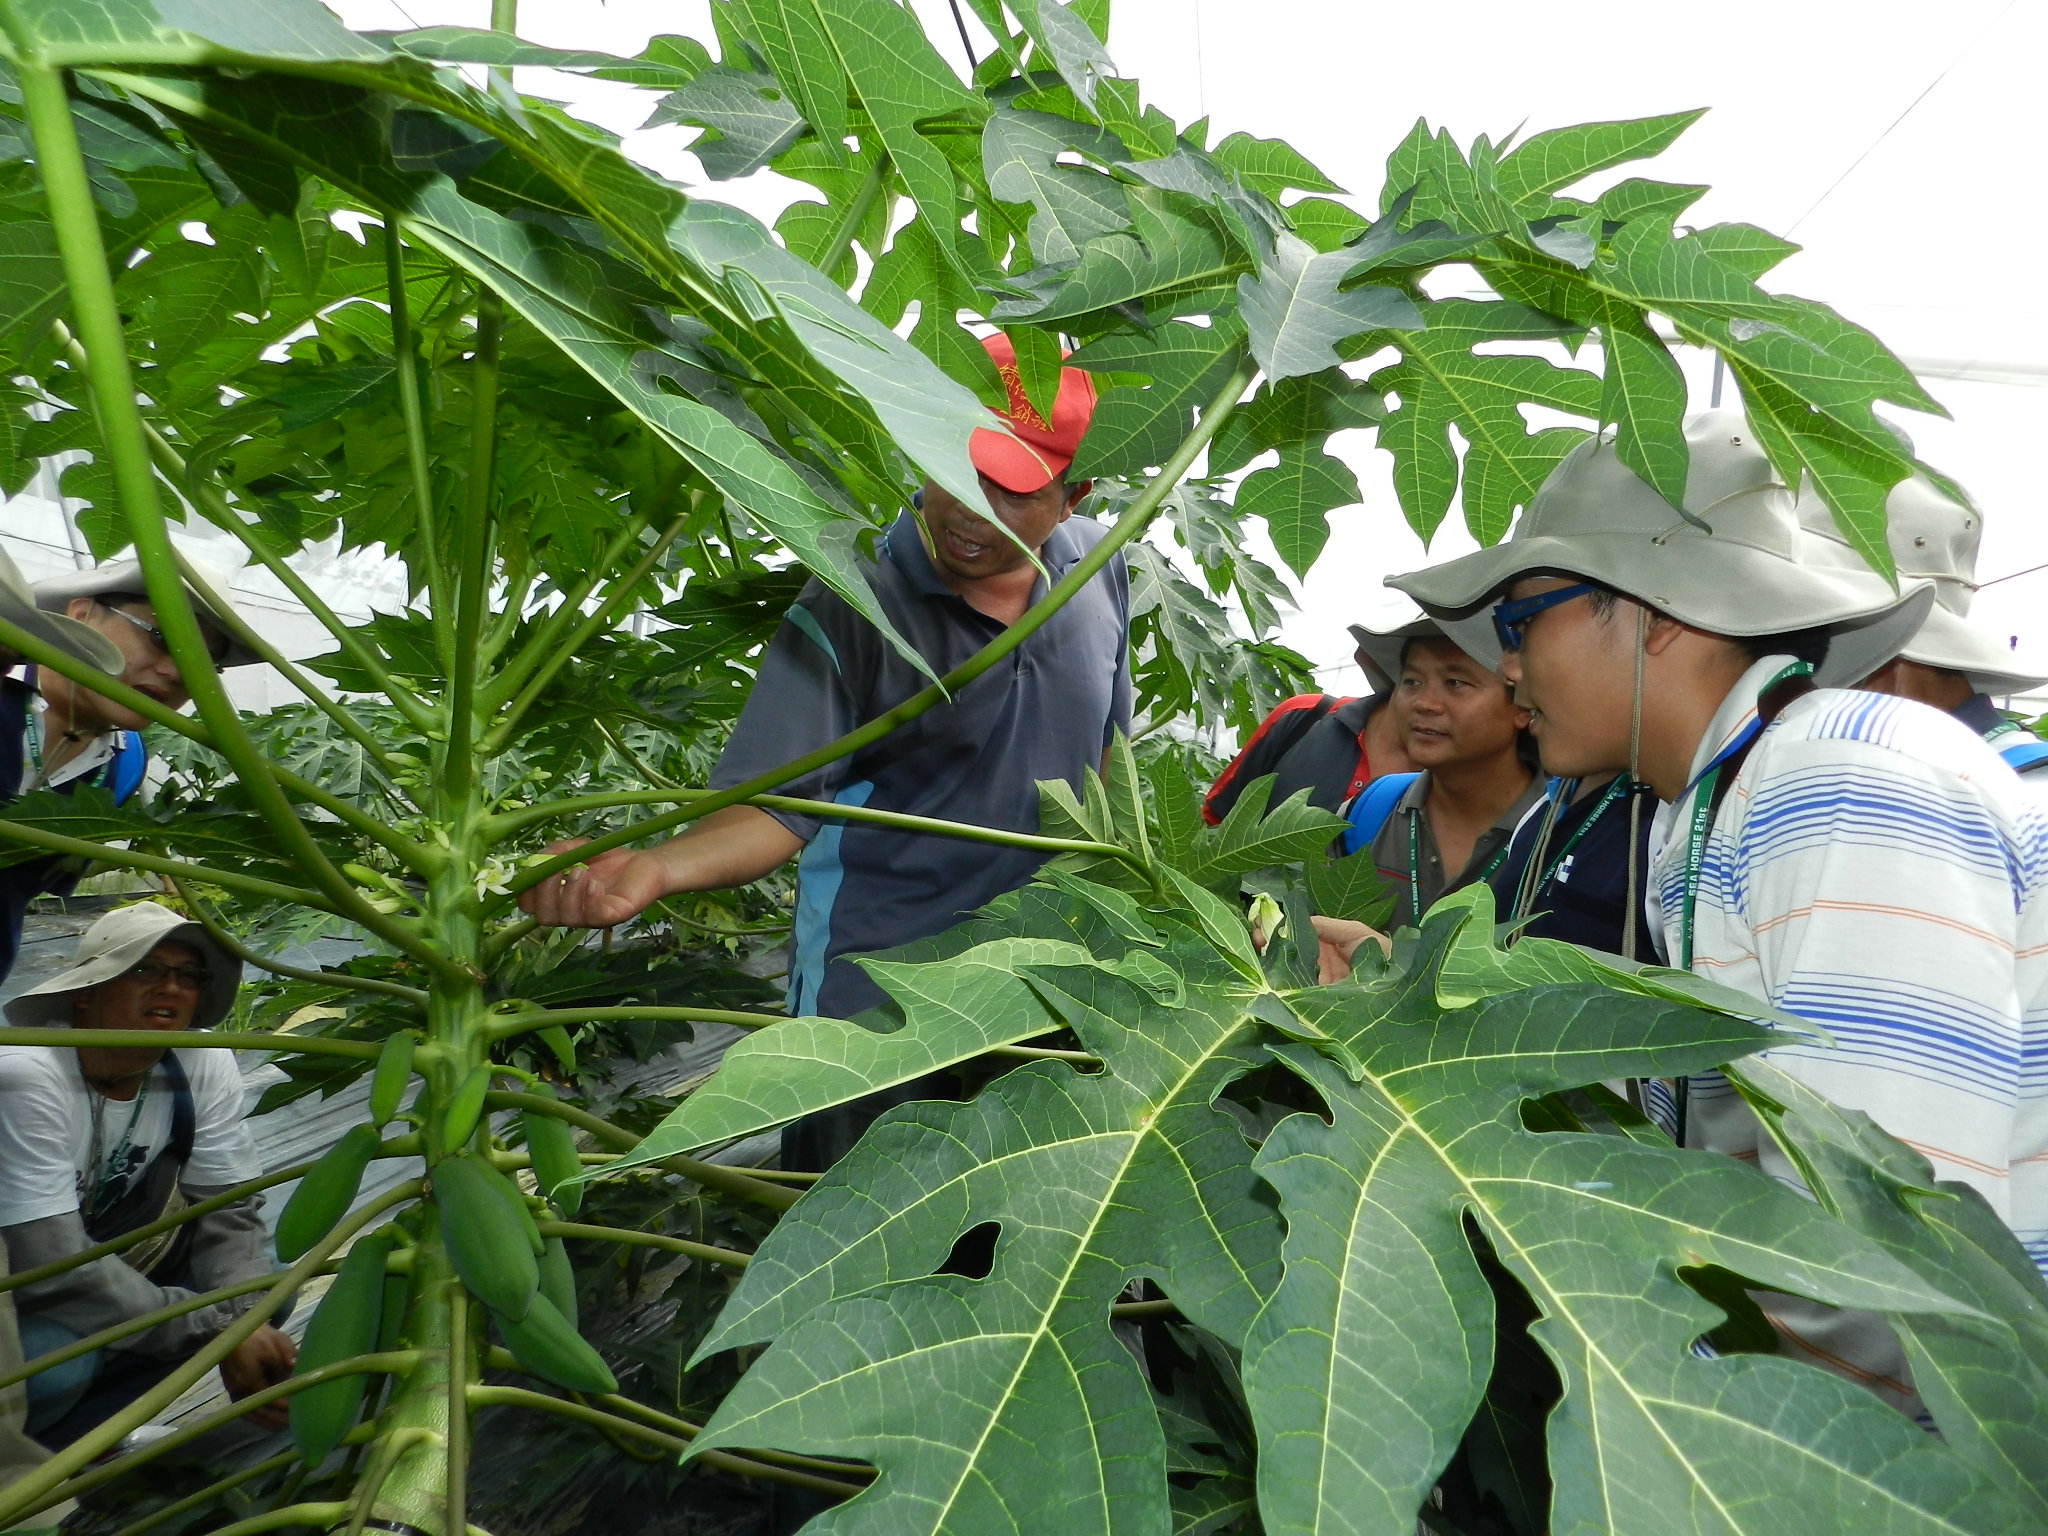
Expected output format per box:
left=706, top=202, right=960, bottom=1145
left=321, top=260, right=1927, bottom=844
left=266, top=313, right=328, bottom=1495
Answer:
left=1203, top=694, right=1381, bottom=825
left=710, top=512, right=1131, bottom=1018
left=1367, top=770, right=1546, bottom=923
left=1645, top=656, right=2048, bottom=1410
left=23, top=692, right=114, bottom=792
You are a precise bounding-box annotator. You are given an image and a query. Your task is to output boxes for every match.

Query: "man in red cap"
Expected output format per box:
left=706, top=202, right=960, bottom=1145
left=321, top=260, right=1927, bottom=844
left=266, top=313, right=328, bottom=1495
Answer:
left=523, top=335, right=1128, bottom=1166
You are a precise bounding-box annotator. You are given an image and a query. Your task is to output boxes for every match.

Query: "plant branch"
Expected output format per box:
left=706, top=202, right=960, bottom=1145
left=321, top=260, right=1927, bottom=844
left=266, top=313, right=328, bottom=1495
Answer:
left=536, top=1219, right=750, bottom=1269
left=0, top=816, right=332, bottom=911
left=817, top=151, right=892, bottom=276
left=186, top=1505, right=351, bottom=1536
left=466, top=1387, right=862, bottom=1498
left=505, top=360, right=1257, bottom=900
left=446, top=1287, right=470, bottom=1536
left=485, top=1003, right=784, bottom=1040
left=490, top=788, right=1144, bottom=872
left=0, top=1183, right=419, bottom=1528
left=0, top=1027, right=383, bottom=1058
left=442, top=283, right=503, bottom=801
left=483, top=510, right=691, bottom=748
left=481, top=499, right=661, bottom=712
left=484, top=1089, right=798, bottom=1212
left=385, top=215, right=456, bottom=675
left=164, top=874, right=430, bottom=1003
left=136, top=416, right=435, bottom=730
left=0, top=1158, right=321, bottom=1295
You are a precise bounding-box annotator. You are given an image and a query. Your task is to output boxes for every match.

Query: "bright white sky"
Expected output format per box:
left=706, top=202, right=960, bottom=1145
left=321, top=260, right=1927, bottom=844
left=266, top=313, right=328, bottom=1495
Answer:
left=330, top=0, right=2048, bottom=690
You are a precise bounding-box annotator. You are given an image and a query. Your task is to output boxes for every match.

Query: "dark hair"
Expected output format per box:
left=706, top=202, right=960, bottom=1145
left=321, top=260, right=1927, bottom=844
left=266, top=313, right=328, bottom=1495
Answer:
left=1582, top=587, right=1830, bottom=671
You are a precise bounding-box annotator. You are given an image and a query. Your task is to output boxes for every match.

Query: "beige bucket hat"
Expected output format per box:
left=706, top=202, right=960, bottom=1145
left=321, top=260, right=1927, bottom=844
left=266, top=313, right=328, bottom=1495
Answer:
left=1388, top=409, right=1935, bottom=691
left=34, top=554, right=262, bottom=669
left=4, top=901, right=240, bottom=1031
left=1797, top=475, right=2048, bottom=695
left=0, top=547, right=124, bottom=675
left=1346, top=614, right=1453, bottom=695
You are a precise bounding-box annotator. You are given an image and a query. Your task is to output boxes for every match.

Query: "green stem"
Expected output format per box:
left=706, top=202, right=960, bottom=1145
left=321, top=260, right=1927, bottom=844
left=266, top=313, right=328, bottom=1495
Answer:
left=164, top=875, right=430, bottom=1003
left=536, top=1219, right=750, bottom=1269
left=386, top=216, right=456, bottom=677
left=506, top=361, right=1256, bottom=901
left=594, top=720, right=680, bottom=791
left=0, top=1270, right=332, bottom=1392
left=0, top=816, right=332, bottom=911
left=490, top=789, right=1143, bottom=871
left=482, top=510, right=692, bottom=748
left=442, top=284, right=503, bottom=803
left=0, top=1183, right=419, bottom=1528
left=466, top=1386, right=863, bottom=1498
left=816, top=151, right=891, bottom=276
left=480, top=506, right=657, bottom=715
left=584, top=1392, right=866, bottom=1479
left=344, top=1428, right=434, bottom=1536
left=137, top=416, right=435, bottom=732
left=0, top=1158, right=319, bottom=1296
left=194, top=1506, right=352, bottom=1536
left=481, top=914, right=537, bottom=965
left=487, top=1005, right=1095, bottom=1063
left=99, top=1446, right=304, bottom=1536
left=486, top=1089, right=798, bottom=1212
left=17, top=57, right=436, bottom=963
left=161, top=543, right=409, bottom=787
left=445, top=1289, right=470, bottom=1536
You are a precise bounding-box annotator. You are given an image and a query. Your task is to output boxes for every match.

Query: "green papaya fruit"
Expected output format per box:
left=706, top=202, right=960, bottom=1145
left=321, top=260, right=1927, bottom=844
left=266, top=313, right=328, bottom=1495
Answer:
left=537, top=1236, right=576, bottom=1328
left=367, top=1034, right=415, bottom=1128
left=276, top=1124, right=380, bottom=1263
left=522, top=1089, right=582, bottom=1218
left=438, top=1064, right=492, bottom=1155
left=433, top=1153, right=540, bottom=1321
left=494, top=1291, right=614, bottom=1395
left=289, top=1228, right=394, bottom=1466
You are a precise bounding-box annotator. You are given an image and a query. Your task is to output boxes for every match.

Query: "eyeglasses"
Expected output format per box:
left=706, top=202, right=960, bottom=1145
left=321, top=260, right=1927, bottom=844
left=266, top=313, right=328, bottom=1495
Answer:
left=121, top=959, right=212, bottom=990
left=1490, top=582, right=1598, bottom=652
left=99, top=602, right=230, bottom=666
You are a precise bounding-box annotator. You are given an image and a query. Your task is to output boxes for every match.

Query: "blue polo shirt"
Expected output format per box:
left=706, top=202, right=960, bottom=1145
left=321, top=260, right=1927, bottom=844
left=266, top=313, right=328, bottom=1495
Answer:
left=709, top=511, right=1131, bottom=1018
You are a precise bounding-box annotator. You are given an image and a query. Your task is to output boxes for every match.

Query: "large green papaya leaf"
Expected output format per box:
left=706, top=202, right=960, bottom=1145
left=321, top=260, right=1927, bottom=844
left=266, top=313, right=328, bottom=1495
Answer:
left=1732, top=1059, right=2048, bottom=1523
left=688, top=913, right=1286, bottom=1536
left=1245, top=895, right=2025, bottom=1536
left=1366, top=297, right=1596, bottom=543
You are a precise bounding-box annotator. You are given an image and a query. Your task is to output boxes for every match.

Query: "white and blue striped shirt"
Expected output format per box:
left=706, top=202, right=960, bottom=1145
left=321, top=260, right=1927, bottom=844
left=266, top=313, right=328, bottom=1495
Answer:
left=1646, top=657, right=2048, bottom=1408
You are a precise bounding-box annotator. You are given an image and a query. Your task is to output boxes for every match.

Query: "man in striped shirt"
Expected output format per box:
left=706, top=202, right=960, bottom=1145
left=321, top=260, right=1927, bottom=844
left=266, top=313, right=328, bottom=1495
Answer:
left=1385, top=410, right=2048, bottom=1414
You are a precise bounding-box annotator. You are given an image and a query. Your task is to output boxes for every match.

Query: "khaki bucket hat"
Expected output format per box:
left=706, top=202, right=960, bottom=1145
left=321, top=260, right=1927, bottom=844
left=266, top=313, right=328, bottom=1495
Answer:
left=1345, top=614, right=1445, bottom=694
left=0, top=546, right=124, bottom=675
left=1388, top=408, right=1935, bottom=691
left=1796, top=475, right=2048, bottom=695
left=34, top=554, right=263, bottom=669
left=3, top=901, right=241, bottom=1031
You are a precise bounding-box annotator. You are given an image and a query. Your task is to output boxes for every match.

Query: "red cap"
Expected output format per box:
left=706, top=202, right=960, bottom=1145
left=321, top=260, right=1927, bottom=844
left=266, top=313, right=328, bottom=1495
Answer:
left=969, top=333, right=1099, bottom=494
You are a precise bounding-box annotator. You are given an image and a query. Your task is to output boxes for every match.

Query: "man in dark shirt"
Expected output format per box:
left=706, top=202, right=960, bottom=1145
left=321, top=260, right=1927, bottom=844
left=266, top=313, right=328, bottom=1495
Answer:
left=1202, top=620, right=1412, bottom=825
left=522, top=334, right=1128, bottom=1029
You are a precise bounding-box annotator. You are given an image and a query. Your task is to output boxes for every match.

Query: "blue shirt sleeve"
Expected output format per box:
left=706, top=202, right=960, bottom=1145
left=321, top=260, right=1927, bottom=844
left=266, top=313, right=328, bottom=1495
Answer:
left=708, top=588, right=872, bottom=843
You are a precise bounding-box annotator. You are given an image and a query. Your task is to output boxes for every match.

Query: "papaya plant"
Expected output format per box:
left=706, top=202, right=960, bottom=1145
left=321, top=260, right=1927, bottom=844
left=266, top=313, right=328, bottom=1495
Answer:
left=0, top=1, right=2038, bottom=1534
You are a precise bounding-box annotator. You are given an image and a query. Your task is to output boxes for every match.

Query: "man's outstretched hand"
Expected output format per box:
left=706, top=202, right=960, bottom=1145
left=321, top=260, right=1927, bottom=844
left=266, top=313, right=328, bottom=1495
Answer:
left=1310, top=915, right=1390, bottom=985
left=517, top=841, right=673, bottom=928
left=221, top=1323, right=296, bottom=1431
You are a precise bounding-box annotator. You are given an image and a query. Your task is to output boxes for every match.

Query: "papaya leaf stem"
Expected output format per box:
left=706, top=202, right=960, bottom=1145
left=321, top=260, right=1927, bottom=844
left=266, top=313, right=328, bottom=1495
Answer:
left=535, top=1219, right=751, bottom=1269
left=485, top=1089, right=798, bottom=1212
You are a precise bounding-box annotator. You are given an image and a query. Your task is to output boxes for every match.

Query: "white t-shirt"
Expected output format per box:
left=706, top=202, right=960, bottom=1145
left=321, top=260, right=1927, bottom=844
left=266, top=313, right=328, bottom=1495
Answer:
left=0, top=1044, right=260, bottom=1227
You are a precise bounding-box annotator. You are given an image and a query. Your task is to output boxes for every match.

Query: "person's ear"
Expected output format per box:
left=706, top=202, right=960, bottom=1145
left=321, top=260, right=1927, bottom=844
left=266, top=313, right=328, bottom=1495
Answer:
left=1640, top=610, right=1690, bottom=656
left=65, top=597, right=97, bottom=625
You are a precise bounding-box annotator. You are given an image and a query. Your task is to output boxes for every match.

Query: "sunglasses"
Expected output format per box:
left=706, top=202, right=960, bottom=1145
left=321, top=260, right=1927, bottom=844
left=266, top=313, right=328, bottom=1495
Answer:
left=99, top=602, right=231, bottom=666
left=1490, top=582, right=1598, bottom=652
left=121, top=959, right=212, bottom=990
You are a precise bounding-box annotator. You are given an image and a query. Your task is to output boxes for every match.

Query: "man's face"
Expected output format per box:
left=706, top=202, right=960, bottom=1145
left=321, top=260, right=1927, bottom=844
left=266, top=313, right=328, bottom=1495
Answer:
left=1497, top=577, right=1635, bottom=779
left=73, top=939, right=209, bottom=1084
left=916, top=474, right=1083, bottom=585
left=65, top=597, right=211, bottom=728
left=1397, top=637, right=1529, bottom=771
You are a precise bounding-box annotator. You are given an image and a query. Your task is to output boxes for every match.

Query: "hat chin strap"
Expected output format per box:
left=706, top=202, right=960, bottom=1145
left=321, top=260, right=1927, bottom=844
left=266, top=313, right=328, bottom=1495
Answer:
left=1622, top=604, right=1648, bottom=965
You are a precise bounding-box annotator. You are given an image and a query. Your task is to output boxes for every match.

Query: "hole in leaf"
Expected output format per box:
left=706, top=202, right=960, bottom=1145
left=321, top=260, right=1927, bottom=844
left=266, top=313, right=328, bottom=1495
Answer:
left=933, top=1221, right=1001, bottom=1280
